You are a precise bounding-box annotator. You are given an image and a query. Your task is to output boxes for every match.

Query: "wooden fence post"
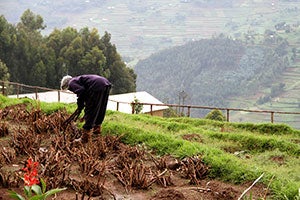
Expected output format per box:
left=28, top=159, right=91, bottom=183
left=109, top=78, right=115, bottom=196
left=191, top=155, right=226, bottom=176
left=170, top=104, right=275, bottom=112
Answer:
left=35, top=87, right=38, bottom=100
left=17, top=84, right=20, bottom=98
left=1, top=81, right=4, bottom=95
left=131, top=102, right=135, bottom=114
left=150, top=105, right=153, bottom=116
left=271, top=112, right=274, bottom=123
left=58, top=90, right=60, bottom=102
left=226, top=109, right=230, bottom=122
left=187, top=106, right=191, bottom=117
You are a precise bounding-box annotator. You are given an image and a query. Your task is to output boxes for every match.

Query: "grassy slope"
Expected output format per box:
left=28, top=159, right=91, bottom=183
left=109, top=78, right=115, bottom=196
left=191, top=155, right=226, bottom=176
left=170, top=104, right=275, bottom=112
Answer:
left=102, top=111, right=300, bottom=199
left=1, top=95, right=299, bottom=198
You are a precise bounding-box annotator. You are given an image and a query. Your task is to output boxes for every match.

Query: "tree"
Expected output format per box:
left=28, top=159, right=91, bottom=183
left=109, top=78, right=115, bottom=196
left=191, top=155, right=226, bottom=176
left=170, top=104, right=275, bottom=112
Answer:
left=46, top=28, right=78, bottom=85
left=80, top=27, right=102, bottom=50
left=31, top=61, right=47, bottom=86
left=8, top=9, right=47, bottom=86
left=101, top=32, right=118, bottom=67
left=62, top=36, right=84, bottom=75
left=0, top=15, right=15, bottom=63
left=0, top=15, right=17, bottom=80
left=46, top=27, right=136, bottom=93
left=78, top=46, right=106, bottom=75
left=109, top=60, right=136, bottom=94
left=0, top=10, right=137, bottom=93
left=99, top=31, right=136, bottom=94
left=19, top=9, right=46, bottom=32
left=0, top=60, right=10, bottom=81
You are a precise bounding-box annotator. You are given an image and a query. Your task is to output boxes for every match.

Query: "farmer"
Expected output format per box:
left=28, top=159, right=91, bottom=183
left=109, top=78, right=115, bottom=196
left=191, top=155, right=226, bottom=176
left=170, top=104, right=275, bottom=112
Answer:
left=60, top=74, right=111, bottom=143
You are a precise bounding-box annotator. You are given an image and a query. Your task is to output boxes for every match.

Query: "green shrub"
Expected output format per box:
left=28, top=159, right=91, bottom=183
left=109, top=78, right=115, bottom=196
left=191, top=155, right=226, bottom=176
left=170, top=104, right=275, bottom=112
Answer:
left=205, top=109, right=226, bottom=121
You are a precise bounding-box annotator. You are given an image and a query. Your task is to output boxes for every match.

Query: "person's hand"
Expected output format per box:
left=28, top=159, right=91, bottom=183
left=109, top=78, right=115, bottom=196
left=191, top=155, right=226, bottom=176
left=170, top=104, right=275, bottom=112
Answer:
left=79, top=117, right=84, bottom=122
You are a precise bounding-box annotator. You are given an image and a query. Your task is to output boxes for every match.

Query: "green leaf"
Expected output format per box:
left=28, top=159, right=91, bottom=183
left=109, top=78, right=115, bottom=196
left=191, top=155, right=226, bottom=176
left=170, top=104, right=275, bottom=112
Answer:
left=44, top=188, right=67, bottom=198
left=24, top=186, right=32, bottom=197
left=8, top=190, right=26, bottom=200
left=31, top=184, right=42, bottom=195
left=40, top=178, right=47, bottom=193
left=29, top=194, right=45, bottom=200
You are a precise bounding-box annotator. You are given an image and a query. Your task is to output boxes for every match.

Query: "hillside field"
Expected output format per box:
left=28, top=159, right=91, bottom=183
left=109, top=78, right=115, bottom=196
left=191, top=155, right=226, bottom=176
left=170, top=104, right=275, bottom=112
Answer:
left=1, top=0, right=300, bottom=60
left=0, top=95, right=299, bottom=199
left=229, top=60, right=300, bottom=130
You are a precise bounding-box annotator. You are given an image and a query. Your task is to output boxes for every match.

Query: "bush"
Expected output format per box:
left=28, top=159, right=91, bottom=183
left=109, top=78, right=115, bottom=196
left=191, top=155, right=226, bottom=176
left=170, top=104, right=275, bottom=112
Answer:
left=205, top=109, right=226, bottom=121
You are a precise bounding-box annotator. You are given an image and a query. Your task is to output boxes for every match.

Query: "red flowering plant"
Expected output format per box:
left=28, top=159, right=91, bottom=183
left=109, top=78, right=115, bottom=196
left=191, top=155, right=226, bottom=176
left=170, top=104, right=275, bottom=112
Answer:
left=9, top=158, right=66, bottom=200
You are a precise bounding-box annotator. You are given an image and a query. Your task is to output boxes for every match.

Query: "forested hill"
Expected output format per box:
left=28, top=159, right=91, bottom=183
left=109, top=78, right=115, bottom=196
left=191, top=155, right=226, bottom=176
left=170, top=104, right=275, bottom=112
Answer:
left=135, top=36, right=289, bottom=117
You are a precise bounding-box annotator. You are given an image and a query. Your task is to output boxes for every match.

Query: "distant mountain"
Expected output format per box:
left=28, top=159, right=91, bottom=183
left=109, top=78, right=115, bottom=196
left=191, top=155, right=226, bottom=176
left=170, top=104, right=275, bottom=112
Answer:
left=1, top=0, right=300, bottom=61
left=135, top=36, right=289, bottom=117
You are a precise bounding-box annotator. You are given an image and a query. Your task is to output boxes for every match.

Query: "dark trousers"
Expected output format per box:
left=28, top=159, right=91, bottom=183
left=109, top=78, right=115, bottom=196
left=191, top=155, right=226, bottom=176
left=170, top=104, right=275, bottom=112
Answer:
left=83, top=86, right=111, bottom=130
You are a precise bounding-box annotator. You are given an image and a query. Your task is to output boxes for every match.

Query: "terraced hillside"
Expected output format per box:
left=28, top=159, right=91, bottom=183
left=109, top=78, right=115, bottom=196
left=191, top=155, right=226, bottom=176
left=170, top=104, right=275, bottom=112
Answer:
left=229, top=37, right=300, bottom=129
left=1, top=0, right=300, bottom=61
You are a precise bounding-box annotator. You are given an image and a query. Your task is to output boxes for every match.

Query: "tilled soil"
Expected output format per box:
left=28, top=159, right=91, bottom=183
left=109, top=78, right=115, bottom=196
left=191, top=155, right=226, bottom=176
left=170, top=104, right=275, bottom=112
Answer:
left=0, top=103, right=266, bottom=199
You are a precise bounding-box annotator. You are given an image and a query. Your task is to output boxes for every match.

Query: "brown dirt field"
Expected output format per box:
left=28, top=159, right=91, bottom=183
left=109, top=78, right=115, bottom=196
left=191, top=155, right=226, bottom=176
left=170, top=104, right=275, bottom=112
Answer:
left=0, top=104, right=266, bottom=200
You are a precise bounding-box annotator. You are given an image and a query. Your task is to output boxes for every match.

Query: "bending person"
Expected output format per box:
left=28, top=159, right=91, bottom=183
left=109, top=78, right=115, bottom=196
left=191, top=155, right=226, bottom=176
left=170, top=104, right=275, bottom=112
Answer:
left=61, top=74, right=111, bottom=143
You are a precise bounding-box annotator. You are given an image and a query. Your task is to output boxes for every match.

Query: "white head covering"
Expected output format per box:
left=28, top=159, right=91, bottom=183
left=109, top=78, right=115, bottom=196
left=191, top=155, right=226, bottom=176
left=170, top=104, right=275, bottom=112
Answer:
left=60, top=75, right=72, bottom=90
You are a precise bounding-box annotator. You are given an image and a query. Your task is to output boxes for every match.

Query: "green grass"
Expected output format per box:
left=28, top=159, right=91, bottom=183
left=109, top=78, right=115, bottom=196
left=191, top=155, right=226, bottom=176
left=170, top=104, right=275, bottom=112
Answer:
left=0, top=95, right=77, bottom=114
left=1, top=95, right=300, bottom=199
left=102, top=110, right=300, bottom=199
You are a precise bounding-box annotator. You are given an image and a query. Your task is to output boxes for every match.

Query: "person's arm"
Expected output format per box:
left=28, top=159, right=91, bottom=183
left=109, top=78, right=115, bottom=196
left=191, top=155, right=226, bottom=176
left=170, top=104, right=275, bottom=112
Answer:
left=69, top=81, right=86, bottom=111
left=77, top=93, right=85, bottom=111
